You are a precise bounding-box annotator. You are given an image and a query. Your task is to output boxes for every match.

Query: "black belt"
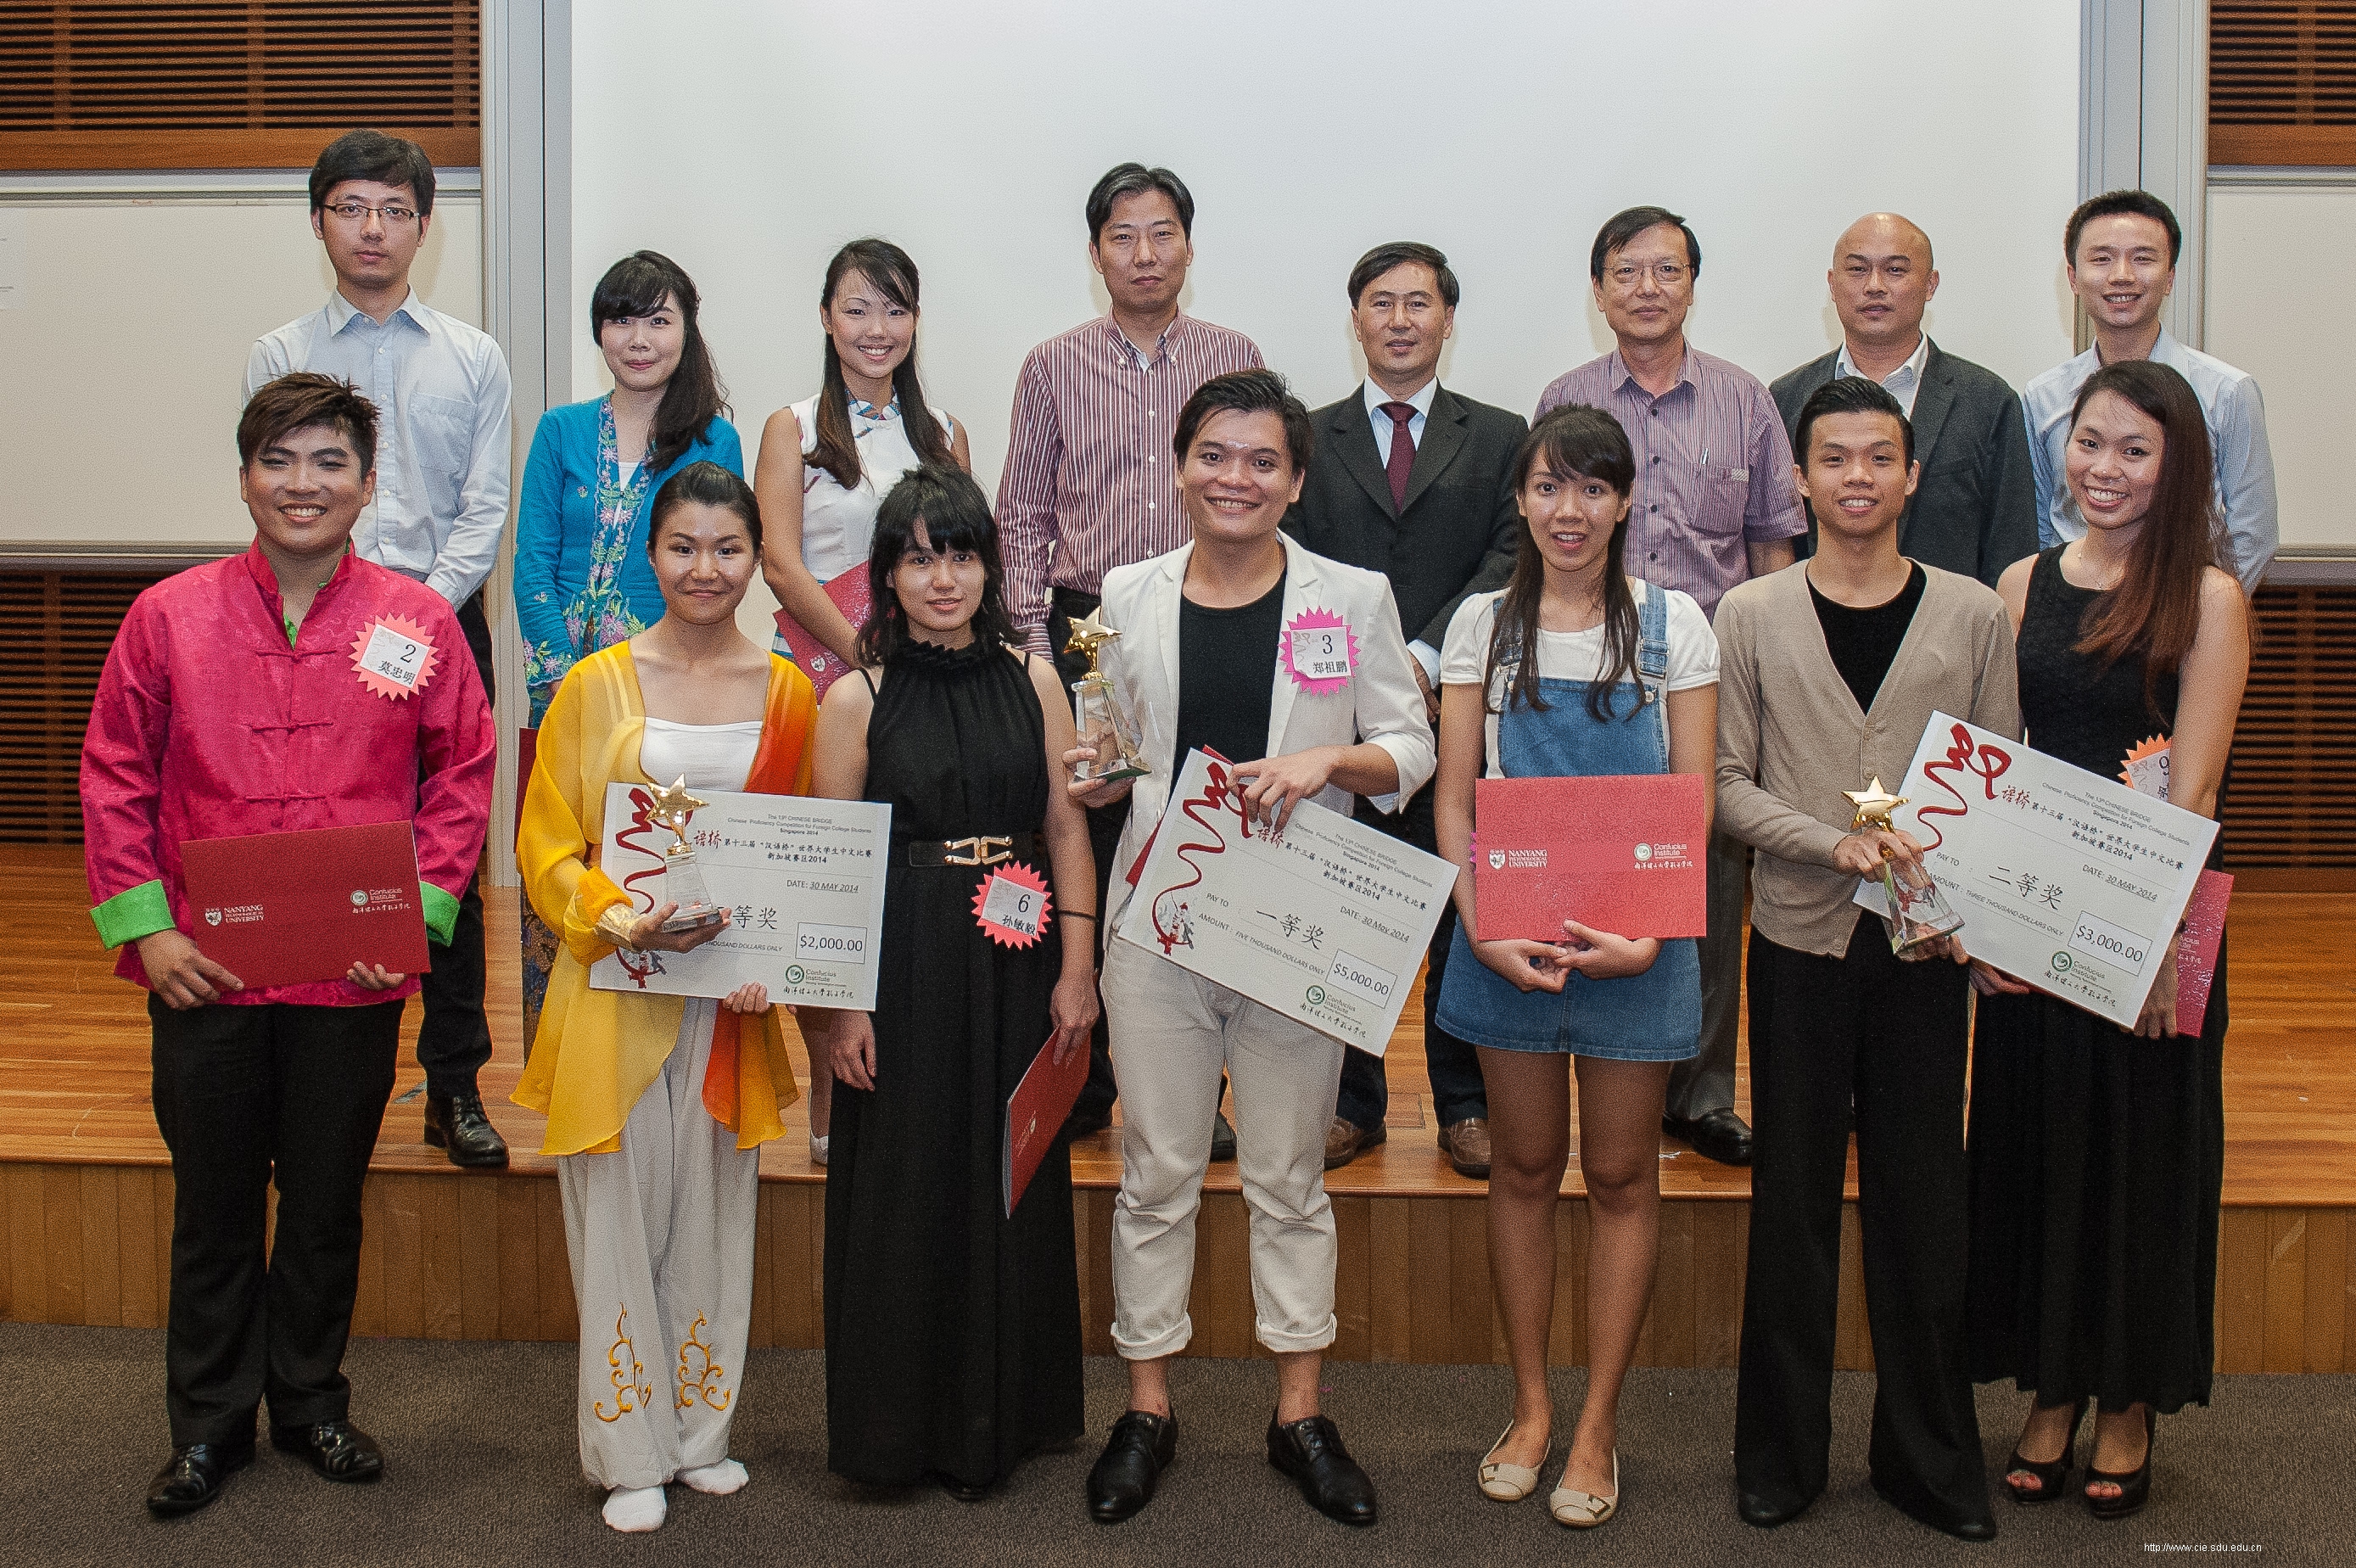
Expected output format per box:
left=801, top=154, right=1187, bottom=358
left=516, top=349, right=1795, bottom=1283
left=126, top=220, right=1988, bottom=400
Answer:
left=1049, top=586, right=1101, bottom=617
left=904, top=832, right=1043, bottom=868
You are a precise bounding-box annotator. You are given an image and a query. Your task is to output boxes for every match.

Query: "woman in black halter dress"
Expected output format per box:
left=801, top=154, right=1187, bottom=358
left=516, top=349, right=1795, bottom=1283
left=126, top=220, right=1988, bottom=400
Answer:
left=805, top=467, right=1099, bottom=1497
left=1964, top=362, right=2250, bottom=1521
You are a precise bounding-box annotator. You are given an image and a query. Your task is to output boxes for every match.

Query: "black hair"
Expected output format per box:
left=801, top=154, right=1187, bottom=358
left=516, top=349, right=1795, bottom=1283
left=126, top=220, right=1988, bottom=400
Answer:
left=1486, top=406, right=1642, bottom=724
left=2066, top=189, right=2183, bottom=268
left=808, top=238, right=954, bottom=491
left=239, top=372, right=379, bottom=477
left=1171, top=369, right=1313, bottom=475
left=1589, top=204, right=1701, bottom=283
left=647, top=461, right=763, bottom=555
left=1794, top=375, right=1915, bottom=468
left=1347, top=241, right=1460, bottom=309
left=591, top=250, right=730, bottom=475
left=1087, top=163, right=1195, bottom=243
left=307, top=129, right=437, bottom=216
left=855, top=465, right=1017, bottom=667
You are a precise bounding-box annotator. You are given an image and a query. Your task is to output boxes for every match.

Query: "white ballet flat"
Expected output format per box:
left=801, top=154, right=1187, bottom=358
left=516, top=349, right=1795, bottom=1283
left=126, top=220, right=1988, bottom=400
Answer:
left=1549, top=1450, right=1619, bottom=1528
left=809, top=1133, right=829, bottom=1167
left=1477, top=1424, right=1542, bottom=1502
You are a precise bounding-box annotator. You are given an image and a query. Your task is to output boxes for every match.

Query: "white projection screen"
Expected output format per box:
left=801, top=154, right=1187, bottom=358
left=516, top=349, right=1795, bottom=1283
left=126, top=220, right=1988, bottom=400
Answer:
left=568, top=0, right=2082, bottom=629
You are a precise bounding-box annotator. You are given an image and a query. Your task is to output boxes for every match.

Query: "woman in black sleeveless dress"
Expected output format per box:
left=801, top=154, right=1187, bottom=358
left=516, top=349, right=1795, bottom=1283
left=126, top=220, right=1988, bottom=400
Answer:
left=1965, top=362, right=2250, bottom=1520
left=804, top=466, right=1099, bottom=1497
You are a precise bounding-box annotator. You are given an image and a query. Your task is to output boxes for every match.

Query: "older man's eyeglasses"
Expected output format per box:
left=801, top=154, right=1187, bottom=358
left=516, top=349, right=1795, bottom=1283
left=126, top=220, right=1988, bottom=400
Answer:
left=1608, top=261, right=1688, bottom=288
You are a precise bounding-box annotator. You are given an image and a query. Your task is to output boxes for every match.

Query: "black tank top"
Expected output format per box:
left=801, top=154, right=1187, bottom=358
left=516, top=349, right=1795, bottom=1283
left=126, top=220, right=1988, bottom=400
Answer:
left=2015, top=546, right=2180, bottom=777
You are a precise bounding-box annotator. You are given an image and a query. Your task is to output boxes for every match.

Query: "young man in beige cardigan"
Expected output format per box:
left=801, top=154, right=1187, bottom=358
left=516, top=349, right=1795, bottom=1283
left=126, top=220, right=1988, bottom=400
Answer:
left=1715, top=377, right=2018, bottom=1543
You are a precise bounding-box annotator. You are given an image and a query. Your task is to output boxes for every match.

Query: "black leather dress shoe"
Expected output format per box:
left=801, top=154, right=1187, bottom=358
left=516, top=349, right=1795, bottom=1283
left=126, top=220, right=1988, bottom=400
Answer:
left=1267, top=1413, right=1377, bottom=1526
left=271, top=1420, right=383, bottom=1482
left=1665, top=1107, right=1753, bottom=1167
left=1738, top=1489, right=1810, bottom=1527
left=1087, top=1410, right=1177, bottom=1522
left=146, top=1441, right=253, bottom=1516
left=1209, top=1111, right=1238, bottom=1163
left=424, top=1092, right=510, bottom=1168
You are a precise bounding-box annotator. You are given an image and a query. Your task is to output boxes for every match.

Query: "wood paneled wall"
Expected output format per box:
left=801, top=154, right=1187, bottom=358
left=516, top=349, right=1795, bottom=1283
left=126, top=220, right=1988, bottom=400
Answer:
left=0, top=2, right=480, bottom=171
left=8, top=1162, right=2351, bottom=1375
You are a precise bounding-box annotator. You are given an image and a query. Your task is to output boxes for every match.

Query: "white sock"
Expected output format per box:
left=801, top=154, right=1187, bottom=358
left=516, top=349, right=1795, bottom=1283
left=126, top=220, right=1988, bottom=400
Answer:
left=678, top=1459, right=747, bottom=1496
left=602, top=1484, right=668, bottom=1532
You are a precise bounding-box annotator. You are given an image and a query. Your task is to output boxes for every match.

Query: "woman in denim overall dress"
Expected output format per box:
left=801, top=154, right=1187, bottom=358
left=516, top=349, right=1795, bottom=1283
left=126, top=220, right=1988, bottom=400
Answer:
left=1430, top=406, right=1720, bottom=1529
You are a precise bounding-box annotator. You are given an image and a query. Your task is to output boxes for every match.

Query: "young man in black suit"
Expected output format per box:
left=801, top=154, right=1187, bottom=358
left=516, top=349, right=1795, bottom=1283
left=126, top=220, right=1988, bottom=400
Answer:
left=1284, top=241, right=1526, bottom=1176
left=1770, top=213, right=2038, bottom=588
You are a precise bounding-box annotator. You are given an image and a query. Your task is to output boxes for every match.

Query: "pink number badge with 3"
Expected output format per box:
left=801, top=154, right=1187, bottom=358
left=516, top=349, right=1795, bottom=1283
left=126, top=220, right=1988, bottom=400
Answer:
left=1280, top=607, right=1357, bottom=695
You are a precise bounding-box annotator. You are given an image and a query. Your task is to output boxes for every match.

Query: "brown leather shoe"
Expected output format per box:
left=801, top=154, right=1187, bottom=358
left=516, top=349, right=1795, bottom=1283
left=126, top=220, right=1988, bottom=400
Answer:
left=1439, top=1118, right=1492, bottom=1178
left=1324, top=1117, right=1385, bottom=1170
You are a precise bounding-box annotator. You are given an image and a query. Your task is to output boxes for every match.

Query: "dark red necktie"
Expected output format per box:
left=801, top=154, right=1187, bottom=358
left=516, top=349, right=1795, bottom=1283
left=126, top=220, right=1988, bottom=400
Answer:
left=1380, top=401, right=1417, bottom=511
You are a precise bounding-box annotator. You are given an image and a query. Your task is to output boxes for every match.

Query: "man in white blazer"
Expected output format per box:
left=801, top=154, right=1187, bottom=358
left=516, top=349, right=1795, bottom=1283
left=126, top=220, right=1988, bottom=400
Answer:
left=1070, top=370, right=1434, bottom=1528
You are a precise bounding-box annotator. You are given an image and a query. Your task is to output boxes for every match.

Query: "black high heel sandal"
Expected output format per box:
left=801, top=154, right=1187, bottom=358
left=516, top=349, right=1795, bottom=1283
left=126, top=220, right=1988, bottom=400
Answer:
left=2001, top=1398, right=2088, bottom=1504
left=2083, top=1407, right=2156, bottom=1520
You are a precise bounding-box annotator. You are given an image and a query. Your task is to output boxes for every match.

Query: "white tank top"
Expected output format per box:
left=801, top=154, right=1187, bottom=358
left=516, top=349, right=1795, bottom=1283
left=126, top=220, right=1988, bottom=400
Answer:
left=638, top=717, right=763, bottom=792
left=792, top=392, right=954, bottom=583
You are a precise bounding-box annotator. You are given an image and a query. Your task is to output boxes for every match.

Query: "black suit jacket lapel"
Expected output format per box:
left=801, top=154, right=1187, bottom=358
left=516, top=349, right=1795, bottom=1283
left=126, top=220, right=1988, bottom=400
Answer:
left=1899, top=342, right=1959, bottom=557
left=1331, top=395, right=1398, bottom=519
left=1402, top=388, right=1468, bottom=513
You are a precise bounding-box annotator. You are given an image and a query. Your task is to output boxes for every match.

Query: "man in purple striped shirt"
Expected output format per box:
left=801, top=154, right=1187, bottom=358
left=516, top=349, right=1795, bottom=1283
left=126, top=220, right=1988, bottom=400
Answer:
left=1534, top=205, right=1805, bottom=1168
left=999, top=162, right=1263, bottom=1141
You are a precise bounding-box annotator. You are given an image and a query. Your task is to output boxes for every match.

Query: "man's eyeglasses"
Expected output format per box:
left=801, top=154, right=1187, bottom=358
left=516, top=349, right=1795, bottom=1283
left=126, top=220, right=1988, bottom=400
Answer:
left=324, top=202, right=420, bottom=227
left=1608, top=261, right=1688, bottom=287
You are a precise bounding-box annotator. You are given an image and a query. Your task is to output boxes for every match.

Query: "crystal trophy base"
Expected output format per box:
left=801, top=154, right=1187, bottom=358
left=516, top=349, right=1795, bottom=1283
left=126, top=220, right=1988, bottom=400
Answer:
left=658, top=854, right=727, bottom=933
left=1880, top=860, right=1964, bottom=955
left=1072, top=678, right=1148, bottom=785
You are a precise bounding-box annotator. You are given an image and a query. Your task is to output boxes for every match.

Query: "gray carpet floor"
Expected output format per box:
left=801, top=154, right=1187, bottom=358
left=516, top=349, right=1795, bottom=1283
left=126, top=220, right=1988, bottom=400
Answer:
left=3, top=1323, right=2345, bottom=1566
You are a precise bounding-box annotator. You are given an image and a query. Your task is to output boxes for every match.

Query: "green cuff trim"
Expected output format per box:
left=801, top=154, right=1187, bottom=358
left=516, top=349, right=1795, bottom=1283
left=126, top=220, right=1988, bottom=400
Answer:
left=91, top=880, right=175, bottom=949
left=422, top=882, right=461, bottom=947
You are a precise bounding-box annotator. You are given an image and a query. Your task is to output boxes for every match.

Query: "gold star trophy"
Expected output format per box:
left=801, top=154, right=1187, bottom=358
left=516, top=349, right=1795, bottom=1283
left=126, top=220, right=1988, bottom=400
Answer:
left=1845, top=777, right=1964, bottom=955
left=646, top=776, right=727, bottom=932
left=1064, top=609, right=1149, bottom=784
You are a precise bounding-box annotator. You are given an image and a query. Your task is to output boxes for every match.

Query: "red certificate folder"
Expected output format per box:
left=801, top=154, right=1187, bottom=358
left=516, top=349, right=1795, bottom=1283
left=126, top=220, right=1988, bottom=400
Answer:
left=177, top=820, right=431, bottom=989
left=1473, top=775, right=1708, bottom=941
left=773, top=570, right=872, bottom=703
left=2174, top=868, right=2232, bottom=1038
left=1002, top=1033, right=1088, bottom=1218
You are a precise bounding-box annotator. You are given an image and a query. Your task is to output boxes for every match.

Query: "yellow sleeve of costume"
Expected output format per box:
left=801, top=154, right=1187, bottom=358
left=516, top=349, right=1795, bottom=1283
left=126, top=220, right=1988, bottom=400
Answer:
left=518, top=668, right=633, bottom=967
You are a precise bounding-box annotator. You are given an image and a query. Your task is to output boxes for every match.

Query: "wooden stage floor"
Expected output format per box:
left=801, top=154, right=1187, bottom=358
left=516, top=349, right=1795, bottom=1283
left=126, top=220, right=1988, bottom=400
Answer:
left=7, top=847, right=2352, bottom=1373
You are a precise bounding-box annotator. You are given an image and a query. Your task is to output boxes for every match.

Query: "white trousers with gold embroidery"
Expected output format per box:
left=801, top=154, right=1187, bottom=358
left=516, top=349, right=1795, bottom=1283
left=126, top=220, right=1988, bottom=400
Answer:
left=557, top=999, right=758, bottom=1490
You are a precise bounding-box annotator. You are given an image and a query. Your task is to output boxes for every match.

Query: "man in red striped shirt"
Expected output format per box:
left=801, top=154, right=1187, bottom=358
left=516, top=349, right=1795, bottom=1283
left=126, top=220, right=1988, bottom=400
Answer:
left=999, top=162, right=1263, bottom=1140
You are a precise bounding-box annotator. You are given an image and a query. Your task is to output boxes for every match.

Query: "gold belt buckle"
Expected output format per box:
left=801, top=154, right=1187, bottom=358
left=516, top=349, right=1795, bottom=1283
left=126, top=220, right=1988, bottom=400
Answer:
left=942, top=835, right=1013, bottom=866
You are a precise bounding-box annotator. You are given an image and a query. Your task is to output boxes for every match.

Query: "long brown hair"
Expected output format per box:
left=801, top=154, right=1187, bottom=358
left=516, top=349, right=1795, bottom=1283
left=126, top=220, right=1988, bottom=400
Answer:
left=1486, top=406, right=1640, bottom=721
left=2067, top=360, right=2221, bottom=714
left=809, top=239, right=954, bottom=490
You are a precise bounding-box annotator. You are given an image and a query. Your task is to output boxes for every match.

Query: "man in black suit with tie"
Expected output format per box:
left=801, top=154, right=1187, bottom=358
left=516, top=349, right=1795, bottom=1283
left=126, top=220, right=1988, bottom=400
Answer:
left=1284, top=241, right=1527, bottom=1176
left=1770, top=213, right=2037, bottom=586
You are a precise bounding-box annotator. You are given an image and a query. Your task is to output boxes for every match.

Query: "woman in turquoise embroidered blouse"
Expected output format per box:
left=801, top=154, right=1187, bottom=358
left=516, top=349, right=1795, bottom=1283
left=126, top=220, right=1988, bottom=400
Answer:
left=514, top=250, right=743, bottom=724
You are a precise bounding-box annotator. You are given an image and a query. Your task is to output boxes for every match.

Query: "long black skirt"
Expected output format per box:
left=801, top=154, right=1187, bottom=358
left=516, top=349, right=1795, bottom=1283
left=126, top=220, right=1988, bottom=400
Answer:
left=1964, top=936, right=2228, bottom=1414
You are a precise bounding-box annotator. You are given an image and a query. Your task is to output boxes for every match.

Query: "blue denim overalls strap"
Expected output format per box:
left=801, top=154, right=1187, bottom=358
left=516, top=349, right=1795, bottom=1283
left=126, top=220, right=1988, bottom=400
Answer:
left=1433, top=583, right=1702, bottom=1059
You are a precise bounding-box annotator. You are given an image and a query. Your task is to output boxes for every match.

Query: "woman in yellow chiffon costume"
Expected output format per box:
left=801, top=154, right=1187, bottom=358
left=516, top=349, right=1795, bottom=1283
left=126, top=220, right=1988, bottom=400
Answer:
left=514, top=462, right=815, bottom=1532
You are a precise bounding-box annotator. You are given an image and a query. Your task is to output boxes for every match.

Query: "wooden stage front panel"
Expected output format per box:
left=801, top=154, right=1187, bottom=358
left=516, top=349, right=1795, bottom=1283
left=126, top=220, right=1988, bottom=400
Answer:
left=6, top=848, right=2351, bottom=1372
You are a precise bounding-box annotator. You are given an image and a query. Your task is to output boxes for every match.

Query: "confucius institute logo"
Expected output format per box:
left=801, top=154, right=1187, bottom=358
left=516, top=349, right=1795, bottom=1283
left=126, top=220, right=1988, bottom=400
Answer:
left=2051, top=951, right=2073, bottom=973
left=1305, top=984, right=1327, bottom=1006
left=350, top=889, right=369, bottom=907
left=786, top=965, right=806, bottom=985
left=1633, top=843, right=1654, bottom=863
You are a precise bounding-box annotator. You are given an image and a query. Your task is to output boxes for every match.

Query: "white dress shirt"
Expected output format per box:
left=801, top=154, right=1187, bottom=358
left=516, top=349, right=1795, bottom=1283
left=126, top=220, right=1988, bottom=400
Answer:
left=2021, top=328, right=2278, bottom=593
left=1363, top=375, right=1437, bottom=465
left=246, top=288, right=513, bottom=608
left=1833, top=331, right=1932, bottom=417
left=1363, top=376, right=1444, bottom=681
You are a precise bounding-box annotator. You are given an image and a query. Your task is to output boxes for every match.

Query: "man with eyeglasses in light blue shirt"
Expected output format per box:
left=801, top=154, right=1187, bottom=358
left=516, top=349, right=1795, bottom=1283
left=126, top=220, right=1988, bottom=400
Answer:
left=2022, top=189, right=2278, bottom=595
left=246, top=128, right=514, bottom=1170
